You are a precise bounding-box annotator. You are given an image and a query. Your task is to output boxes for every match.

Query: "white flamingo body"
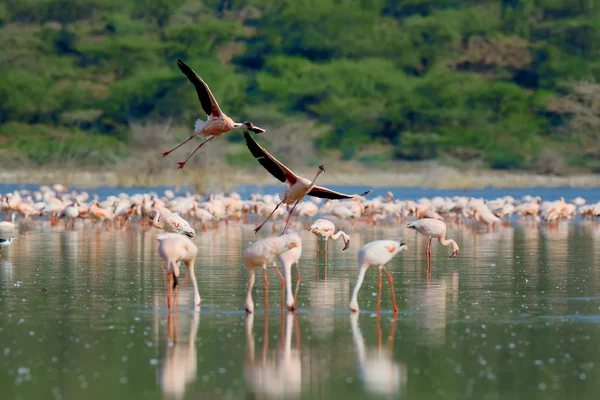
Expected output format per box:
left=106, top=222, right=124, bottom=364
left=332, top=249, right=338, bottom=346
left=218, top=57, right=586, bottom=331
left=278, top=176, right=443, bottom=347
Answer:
left=157, top=233, right=200, bottom=308
left=309, top=219, right=350, bottom=251
left=243, top=233, right=302, bottom=313
left=349, top=239, right=408, bottom=313
left=407, top=218, right=459, bottom=260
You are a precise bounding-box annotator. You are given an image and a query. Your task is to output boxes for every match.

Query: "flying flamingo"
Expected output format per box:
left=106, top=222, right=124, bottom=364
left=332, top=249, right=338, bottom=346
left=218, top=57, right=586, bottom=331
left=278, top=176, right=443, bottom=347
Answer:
left=406, top=218, right=459, bottom=273
left=277, top=232, right=303, bottom=311
left=157, top=233, right=201, bottom=310
left=161, top=59, right=266, bottom=169
left=349, top=239, right=408, bottom=313
left=243, top=233, right=302, bottom=313
left=309, top=219, right=351, bottom=256
left=244, top=131, right=372, bottom=235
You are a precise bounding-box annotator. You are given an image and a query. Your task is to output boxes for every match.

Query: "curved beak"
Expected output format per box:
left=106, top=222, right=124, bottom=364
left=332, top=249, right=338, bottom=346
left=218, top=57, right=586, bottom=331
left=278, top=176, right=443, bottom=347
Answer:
left=449, top=250, right=458, bottom=258
left=343, top=240, right=350, bottom=251
left=185, top=232, right=196, bottom=238
left=251, top=126, right=266, bottom=134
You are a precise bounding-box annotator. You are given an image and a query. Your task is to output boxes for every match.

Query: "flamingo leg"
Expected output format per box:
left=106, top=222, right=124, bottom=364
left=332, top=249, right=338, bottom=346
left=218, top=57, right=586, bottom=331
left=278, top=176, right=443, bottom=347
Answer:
left=281, top=199, right=300, bottom=235
left=176, top=136, right=215, bottom=169
left=376, top=267, right=383, bottom=315
left=263, top=267, right=269, bottom=290
left=161, top=133, right=201, bottom=157
left=254, top=200, right=284, bottom=234
left=293, top=262, right=301, bottom=308
left=382, top=266, right=398, bottom=313
left=272, top=264, right=285, bottom=287
left=167, top=274, right=173, bottom=310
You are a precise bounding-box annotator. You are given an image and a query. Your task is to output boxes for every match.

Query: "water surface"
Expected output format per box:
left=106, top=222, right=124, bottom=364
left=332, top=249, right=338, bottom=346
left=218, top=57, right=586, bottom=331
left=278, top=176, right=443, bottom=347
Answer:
left=2, top=218, right=600, bottom=399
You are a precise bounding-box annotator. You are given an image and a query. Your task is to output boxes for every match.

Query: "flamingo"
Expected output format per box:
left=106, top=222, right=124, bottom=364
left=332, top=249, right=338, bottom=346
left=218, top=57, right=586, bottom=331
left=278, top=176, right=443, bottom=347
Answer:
left=149, top=209, right=196, bottom=238
left=243, top=233, right=302, bottom=313
left=0, top=214, right=16, bottom=232
left=277, top=233, right=303, bottom=311
left=157, top=233, right=201, bottom=310
left=309, top=219, right=351, bottom=256
left=406, top=218, right=459, bottom=272
left=161, top=59, right=266, bottom=169
left=244, top=131, right=372, bottom=235
left=349, top=239, right=408, bottom=313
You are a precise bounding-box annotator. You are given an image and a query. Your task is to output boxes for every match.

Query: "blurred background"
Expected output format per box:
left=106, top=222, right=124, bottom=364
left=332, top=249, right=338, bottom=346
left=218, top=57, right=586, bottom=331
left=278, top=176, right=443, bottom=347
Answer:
left=0, top=0, right=599, bottom=187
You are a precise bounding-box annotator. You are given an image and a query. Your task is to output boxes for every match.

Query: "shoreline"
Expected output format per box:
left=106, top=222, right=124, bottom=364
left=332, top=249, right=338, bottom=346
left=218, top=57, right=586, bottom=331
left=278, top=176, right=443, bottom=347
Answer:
left=1, top=164, right=598, bottom=191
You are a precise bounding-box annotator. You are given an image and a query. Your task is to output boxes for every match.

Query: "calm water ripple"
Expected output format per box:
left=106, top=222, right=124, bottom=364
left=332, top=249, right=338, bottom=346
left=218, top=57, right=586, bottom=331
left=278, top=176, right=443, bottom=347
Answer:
left=1, top=219, right=600, bottom=399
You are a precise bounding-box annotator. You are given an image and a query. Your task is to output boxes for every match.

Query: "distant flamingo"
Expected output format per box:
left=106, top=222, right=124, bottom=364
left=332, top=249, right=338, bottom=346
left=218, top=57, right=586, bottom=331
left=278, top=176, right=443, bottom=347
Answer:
left=157, top=233, right=201, bottom=310
left=244, top=131, right=371, bottom=235
left=349, top=239, right=408, bottom=313
left=243, top=233, right=302, bottom=313
left=0, top=214, right=16, bottom=232
left=407, top=219, right=459, bottom=273
left=309, top=219, right=350, bottom=256
left=161, top=59, right=265, bottom=169
left=15, top=201, right=39, bottom=231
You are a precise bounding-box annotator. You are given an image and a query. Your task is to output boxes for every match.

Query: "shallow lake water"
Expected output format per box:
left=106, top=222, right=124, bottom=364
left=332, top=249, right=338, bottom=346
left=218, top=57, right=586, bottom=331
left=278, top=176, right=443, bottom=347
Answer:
left=2, top=184, right=600, bottom=399
left=2, top=217, right=600, bottom=400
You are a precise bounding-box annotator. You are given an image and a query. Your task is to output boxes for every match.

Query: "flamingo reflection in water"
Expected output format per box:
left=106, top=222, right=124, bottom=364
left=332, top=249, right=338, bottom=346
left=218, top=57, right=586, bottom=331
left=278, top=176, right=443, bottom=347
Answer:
left=244, top=295, right=302, bottom=398
left=350, top=313, right=407, bottom=396
left=156, top=303, right=200, bottom=399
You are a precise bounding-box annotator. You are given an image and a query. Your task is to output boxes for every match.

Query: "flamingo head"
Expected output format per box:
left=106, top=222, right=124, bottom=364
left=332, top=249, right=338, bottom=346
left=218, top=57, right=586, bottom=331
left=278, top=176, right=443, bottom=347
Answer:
left=319, top=164, right=326, bottom=172
left=243, top=121, right=266, bottom=134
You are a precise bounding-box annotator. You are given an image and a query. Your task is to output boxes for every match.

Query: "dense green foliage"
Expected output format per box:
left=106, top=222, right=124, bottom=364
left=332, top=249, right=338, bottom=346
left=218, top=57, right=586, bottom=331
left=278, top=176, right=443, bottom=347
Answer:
left=0, top=0, right=599, bottom=171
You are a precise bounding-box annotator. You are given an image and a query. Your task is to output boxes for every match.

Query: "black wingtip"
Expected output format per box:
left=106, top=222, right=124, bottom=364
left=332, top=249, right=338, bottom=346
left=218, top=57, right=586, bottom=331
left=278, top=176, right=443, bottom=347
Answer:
left=360, top=189, right=372, bottom=197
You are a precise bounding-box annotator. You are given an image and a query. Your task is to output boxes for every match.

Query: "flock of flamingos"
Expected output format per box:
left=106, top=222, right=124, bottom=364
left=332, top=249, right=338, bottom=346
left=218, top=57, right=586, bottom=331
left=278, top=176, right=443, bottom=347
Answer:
left=1, top=182, right=597, bottom=314
left=2, top=59, right=599, bottom=316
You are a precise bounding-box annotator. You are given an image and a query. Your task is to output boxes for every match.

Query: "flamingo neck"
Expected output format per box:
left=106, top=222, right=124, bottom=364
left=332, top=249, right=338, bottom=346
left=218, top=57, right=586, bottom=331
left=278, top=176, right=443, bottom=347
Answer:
left=152, top=211, right=164, bottom=230
left=438, top=232, right=458, bottom=251
left=331, top=230, right=350, bottom=245
left=308, top=169, right=323, bottom=190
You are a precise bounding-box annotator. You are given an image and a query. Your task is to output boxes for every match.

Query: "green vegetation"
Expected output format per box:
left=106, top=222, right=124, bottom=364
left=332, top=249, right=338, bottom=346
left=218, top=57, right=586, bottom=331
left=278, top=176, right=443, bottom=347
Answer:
left=0, top=0, right=599, bottom=173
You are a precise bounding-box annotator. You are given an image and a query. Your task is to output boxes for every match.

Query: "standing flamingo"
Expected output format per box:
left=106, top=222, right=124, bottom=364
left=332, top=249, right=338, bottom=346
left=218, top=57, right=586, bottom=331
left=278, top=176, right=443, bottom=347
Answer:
left=243, top=233, right=302, bottom=313
left=150, top=209, right=196, bottom=238
left=244, top=131, right=372, bottom=235
left=157, top=233, right=201, bottom=310
left=277, top=232, right=303, bottom=311
left=309, top=219, right=351, bottom=256
left=161, top=59, right=266, bottom=169
left=349, top=239, right=408, bottom=313
left=406, top=218, right=459, bottom=272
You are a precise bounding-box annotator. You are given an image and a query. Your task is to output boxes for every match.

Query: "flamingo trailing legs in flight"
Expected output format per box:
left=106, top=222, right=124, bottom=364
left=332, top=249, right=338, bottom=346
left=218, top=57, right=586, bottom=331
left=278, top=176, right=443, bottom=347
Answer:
left=161, top=59, right=265, bottom=169
left=244, top=132, right=372, bottom=235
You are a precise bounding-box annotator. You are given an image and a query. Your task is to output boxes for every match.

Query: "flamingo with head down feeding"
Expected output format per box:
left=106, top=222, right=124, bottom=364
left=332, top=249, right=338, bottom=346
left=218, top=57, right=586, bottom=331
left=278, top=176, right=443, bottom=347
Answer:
left=243, top=232, right=302, bottom=313
left=309, top=219, right=350, bottom=255
left=244, top=131, right=372, bottom=235
left=407, top=218, right=459, bottom=273
left=157, top=233, right=201, bottom=310
left=349, top=238, right=408, bottom=313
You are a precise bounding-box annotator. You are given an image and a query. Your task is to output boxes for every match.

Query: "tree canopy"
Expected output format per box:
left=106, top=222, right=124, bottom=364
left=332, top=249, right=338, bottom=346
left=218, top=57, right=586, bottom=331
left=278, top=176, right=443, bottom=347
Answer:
left=0, top=0, right=599, bottom=172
